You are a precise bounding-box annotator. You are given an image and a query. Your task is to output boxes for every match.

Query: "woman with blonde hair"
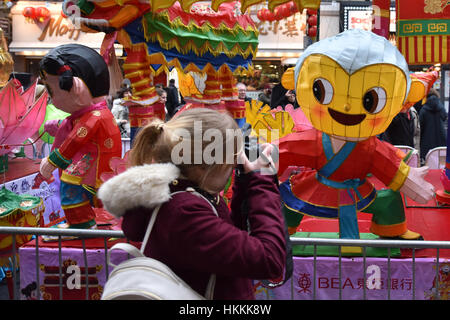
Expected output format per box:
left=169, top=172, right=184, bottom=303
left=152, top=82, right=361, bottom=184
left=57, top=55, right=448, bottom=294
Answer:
left=98, top=108, right=286, bottom=299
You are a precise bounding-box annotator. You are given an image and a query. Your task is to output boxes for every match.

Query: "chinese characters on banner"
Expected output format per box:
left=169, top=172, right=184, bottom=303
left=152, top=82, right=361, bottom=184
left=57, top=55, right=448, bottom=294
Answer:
left=248, top=5, right=306, bottom=51
left=254, top=257, right=450, bottom=300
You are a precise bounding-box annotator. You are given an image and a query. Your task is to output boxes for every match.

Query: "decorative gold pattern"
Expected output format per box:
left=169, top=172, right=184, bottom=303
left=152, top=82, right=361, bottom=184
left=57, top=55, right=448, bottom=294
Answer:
left=77, top=127, right=88, bottom=138
left=403, top=23, right=422, bottom=33
left=92, top=111, right=101, bottom=116
left=424, top=0, right=449, bottom=14
left=428, top=23, right=447, bottom=33
left=104, top=138, right=114, bottom=149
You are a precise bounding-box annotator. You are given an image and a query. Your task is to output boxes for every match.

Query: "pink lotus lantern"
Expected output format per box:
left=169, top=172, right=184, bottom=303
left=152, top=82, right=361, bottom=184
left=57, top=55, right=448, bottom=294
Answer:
left=0, top=79, right=48, bottom=172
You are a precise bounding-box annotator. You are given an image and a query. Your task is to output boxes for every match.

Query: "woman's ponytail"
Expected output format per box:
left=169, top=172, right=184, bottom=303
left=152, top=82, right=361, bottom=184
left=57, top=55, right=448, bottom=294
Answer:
left=130, top=119, right=165, bottom=166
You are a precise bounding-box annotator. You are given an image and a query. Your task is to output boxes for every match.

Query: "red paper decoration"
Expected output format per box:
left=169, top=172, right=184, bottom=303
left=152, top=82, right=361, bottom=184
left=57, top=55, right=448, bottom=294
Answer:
left=279, top=4, right=291, bottom=17
left=307, top=25, right=317, bottom=37
left=307, top=14, right=317, bottom=26
left=23, top=6, right=51, bottom=23
left=256, top=1, right=299, bottom=22
left=289, top=2, right=297, bottom=13
left=35, top=7, right=51, bottom=22
left=22, top=7, right=36, bottom=19
left=273, top=7, right=283, bottom=20
left=256, top=8, right=264, bottom=20
left=306, top=8, right=318, bottom=39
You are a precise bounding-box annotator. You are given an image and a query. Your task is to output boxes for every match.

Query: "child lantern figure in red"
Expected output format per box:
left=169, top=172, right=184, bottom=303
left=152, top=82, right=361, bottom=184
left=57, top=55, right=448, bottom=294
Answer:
left=277, top=30, right=435, bottom=250
left=39, top=44, right=122, bottom=229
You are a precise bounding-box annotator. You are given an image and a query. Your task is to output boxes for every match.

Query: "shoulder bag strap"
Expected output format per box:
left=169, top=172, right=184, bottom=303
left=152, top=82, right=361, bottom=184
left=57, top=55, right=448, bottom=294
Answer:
left=107, top=242, right=144, bottom=268
left=139, top=188, right=217, bottom=299
left=140, top=190, right=187, bottom=253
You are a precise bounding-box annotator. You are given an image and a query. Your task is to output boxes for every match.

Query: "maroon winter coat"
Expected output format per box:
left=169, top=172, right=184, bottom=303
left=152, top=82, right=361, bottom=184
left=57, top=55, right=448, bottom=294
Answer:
left=98, top=163, right=286, bottom=300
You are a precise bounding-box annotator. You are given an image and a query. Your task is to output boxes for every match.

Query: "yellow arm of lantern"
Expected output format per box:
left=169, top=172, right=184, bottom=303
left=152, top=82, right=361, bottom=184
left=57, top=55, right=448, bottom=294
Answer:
left=387, top=161, right=410, bottom=191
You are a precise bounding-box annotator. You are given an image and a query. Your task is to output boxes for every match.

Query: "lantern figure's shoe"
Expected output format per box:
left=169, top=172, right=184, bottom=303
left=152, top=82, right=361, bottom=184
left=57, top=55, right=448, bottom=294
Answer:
left=380, top=230, right=424, bottom=241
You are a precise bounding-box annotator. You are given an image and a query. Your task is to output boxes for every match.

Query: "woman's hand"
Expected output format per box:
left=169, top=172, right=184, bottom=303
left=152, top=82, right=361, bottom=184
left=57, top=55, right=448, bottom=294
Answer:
left=239, top=143, right=278, bottom=174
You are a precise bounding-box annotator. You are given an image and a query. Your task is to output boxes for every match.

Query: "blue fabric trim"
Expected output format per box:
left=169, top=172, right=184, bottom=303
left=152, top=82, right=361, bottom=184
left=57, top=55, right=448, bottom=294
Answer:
left=280, top=180, right=377, bottom=219
left=339, top=204, right=360, bottom=239
left=319, top=133, right=357, bottom=178
left=60, top=182, right=94, bottom=207
left=322, top=133, right=334, bottom=161
left=316, top=174, right=365, bottom=200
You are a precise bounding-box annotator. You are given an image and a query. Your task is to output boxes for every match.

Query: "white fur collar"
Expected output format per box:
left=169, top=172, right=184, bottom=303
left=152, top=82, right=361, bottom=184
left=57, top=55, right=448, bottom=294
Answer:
left=97, top=163, right=180, bottom=218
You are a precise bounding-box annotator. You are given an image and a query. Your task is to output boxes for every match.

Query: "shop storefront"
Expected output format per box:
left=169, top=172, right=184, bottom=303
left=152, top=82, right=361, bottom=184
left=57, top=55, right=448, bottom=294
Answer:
left=9, top=1, right=122, bottom=76
left=238, top=5, right=307, bottom=90
left=238, top=2, right=340, bottom=92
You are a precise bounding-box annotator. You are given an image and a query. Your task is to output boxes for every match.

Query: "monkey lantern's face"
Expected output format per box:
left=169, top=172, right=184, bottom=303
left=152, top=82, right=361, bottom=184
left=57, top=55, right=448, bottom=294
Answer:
left=295, top=54, right=408, bottom=139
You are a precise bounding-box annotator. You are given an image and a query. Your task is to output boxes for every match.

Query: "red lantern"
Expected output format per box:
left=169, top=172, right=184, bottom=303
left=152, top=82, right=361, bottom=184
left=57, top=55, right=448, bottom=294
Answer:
left=262, top=9, right=273, bottom=21
left=22, top=7, right=36, bottom=19
left=280, top=4, right=291, bottom=18
left=273, top=7, right=283, bottom=20
left=307, top=25, right=317, bottom=37
left=35, top=7, right=51, bottom=23
left=305, top=8, right=318, bottom=42
left=257, top=9, right=264, bottom=21
left=267, top=11, right=276, bottom=22
left=289, top=2, right=298, bottom=14
left=307, top=14, right=317, bottom=26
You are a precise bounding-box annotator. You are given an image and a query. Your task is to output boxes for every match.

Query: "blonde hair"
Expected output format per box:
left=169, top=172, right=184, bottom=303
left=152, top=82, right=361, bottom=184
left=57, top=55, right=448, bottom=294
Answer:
left=131, top=108, right=243, bottom=187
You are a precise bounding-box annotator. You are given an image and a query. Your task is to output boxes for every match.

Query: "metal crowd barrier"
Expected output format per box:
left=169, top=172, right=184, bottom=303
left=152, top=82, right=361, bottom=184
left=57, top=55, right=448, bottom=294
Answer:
left=1, top=226, right=450, bottom=300
left=289, top=237, right=450, bottom=300
left=0, top=227, right=125, bottom=300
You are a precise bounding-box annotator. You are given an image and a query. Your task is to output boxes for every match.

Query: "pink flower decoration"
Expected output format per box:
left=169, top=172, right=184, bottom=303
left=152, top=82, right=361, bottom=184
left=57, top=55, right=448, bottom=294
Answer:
left=100, top=150, right=131, bottom=182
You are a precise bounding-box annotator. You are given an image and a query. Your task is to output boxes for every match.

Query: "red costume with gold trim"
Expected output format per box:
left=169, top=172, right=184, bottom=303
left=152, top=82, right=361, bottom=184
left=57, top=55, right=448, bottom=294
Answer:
left=50, top=104, right=122, bottom=189
left=47, top=102, right=122, bottom=227
left=279, top=128, right=409, bottom=211
left=278, top=128, right=411, bottom=237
